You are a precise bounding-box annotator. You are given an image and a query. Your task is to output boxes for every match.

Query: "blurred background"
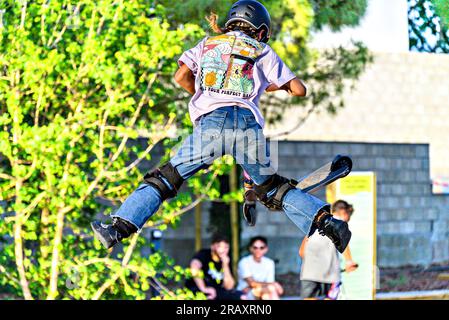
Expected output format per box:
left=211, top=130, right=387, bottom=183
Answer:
left=0, top=0, right=448, bottom=300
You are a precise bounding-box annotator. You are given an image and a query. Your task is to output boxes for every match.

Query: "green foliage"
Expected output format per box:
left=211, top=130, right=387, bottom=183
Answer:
left=432, top=0, right=449, bottom=28
left=409, top=0, right=449, bottom=53
left=310, top=0, right=368, bottom=31
left=0, top=0, right=208, bottom=300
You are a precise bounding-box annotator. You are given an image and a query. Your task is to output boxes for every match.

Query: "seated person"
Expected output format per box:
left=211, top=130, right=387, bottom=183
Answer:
left=237, top=236, right=283, bottom=300
left=185, top=234, right=246, bottom=300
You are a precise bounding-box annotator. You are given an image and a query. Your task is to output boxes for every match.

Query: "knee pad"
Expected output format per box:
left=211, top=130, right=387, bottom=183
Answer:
left=143, top=162, right=184, bottom=201
left=253, top=174, right=297, bottom=211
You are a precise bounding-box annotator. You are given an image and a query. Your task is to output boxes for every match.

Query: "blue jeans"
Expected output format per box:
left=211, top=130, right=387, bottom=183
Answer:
left=112, top=106, right=329, bottom=235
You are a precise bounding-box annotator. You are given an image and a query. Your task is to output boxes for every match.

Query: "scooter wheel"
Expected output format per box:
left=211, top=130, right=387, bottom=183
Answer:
left=331, top=155, right=353, bottom=176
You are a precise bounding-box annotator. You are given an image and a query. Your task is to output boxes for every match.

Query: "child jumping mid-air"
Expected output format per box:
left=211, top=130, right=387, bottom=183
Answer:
left=91, top=0, right=352, bottom=253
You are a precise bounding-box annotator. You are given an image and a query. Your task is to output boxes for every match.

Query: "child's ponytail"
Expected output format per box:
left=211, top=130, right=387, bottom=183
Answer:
left=206, top=11, right=261, bottom=41
left=206, top=12, right=225, bottom=34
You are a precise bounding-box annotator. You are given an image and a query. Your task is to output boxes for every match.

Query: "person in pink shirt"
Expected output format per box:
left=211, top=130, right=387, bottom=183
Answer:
left=91, top=0, right=351, bottom=255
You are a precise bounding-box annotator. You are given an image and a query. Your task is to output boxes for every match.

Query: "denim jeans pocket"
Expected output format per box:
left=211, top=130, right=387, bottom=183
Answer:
left=200, top=109, right=227, bottom=139
left=243, top=114, right=260, bottom=129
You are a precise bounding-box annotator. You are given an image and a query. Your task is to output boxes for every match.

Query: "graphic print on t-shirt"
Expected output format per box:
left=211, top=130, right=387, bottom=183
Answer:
left=200, top=34, right=264, bottom=98
left=208, top=261, right=224, bottom=284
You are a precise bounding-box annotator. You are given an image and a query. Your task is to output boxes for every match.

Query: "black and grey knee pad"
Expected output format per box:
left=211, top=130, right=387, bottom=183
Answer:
left=143, top=162, right=184, bottom=201
left=253, top=174, right=297, bottom=211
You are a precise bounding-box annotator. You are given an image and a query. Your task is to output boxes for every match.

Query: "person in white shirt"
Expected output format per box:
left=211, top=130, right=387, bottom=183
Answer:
left=237, top=236, right=284, bottom=300
left=299, top=200, right=358, bottom=299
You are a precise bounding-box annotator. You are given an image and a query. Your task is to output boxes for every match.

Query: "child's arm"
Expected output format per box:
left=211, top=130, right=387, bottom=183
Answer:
left=174, top=63, right=196, bottom=95
left=261, top=47, right=307, bottom=97
left=299, top=237, right=308, bottom=259
left=342, top=246, right=353, bottom=261
left=175, top=37, right=205, bottom=95
left=265, top=78, right=307, bottom=96
left=343, top=246, right=358, bottom=272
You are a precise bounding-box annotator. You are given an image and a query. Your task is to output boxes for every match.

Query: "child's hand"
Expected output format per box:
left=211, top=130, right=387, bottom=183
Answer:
left=345, top=261, right=359, bottom=273
left=219, top=253, right=230, bottom=265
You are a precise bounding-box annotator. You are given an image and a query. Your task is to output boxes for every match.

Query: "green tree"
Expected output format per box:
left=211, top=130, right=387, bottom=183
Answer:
left=409, top=0, right=449, bottom=52
left=310, top=0, right=368, bottom=31
left=432, top=0, right=449, bottom=28
left=0, top=0, right=223, bottom=300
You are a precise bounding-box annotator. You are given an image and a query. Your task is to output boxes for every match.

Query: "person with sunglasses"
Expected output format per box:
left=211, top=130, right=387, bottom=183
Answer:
left=237, top=236, right=283, bottom=300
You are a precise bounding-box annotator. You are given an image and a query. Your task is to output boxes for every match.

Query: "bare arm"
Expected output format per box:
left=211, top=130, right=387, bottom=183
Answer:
left=265, top=77, right=307, bottom=97
left=343, top=246, right=353, bottom=261
left=190, top=258, right=217, bottom=299
left=244, top=277, right=284, bottom=297
left=343, top=246, right=358, bottom=272
left=190, top=259, right=207, bottom=292
left=221, top=258, right=235, bottom=290
left=244, top=277, right=274, bottom=288
left=174, top=63, right=196, bottom=95
left=299, top=237, right=308, bottom=259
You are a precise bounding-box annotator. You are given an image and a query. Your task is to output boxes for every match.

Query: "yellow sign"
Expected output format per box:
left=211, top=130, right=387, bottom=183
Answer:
left=326, top=171, right=377, bottom=300
left=339, top=175, right=373, bottom=194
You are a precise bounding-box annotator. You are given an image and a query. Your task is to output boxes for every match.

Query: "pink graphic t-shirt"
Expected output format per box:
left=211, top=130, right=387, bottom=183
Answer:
left=178, top=31, right=296, bottom=128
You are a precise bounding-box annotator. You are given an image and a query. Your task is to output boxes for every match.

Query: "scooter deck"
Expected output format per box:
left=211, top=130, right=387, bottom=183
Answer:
left=296, top=155, right=352, bottom=193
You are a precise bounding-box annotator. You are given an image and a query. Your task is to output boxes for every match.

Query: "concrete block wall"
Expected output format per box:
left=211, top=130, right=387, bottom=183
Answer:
left=241, top=141, right=449, bottom=272
left=160, top=141, right=449, bottom=274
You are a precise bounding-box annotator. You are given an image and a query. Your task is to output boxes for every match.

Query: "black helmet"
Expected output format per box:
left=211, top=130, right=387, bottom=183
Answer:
left=224, top=0, right=271, bottom=43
